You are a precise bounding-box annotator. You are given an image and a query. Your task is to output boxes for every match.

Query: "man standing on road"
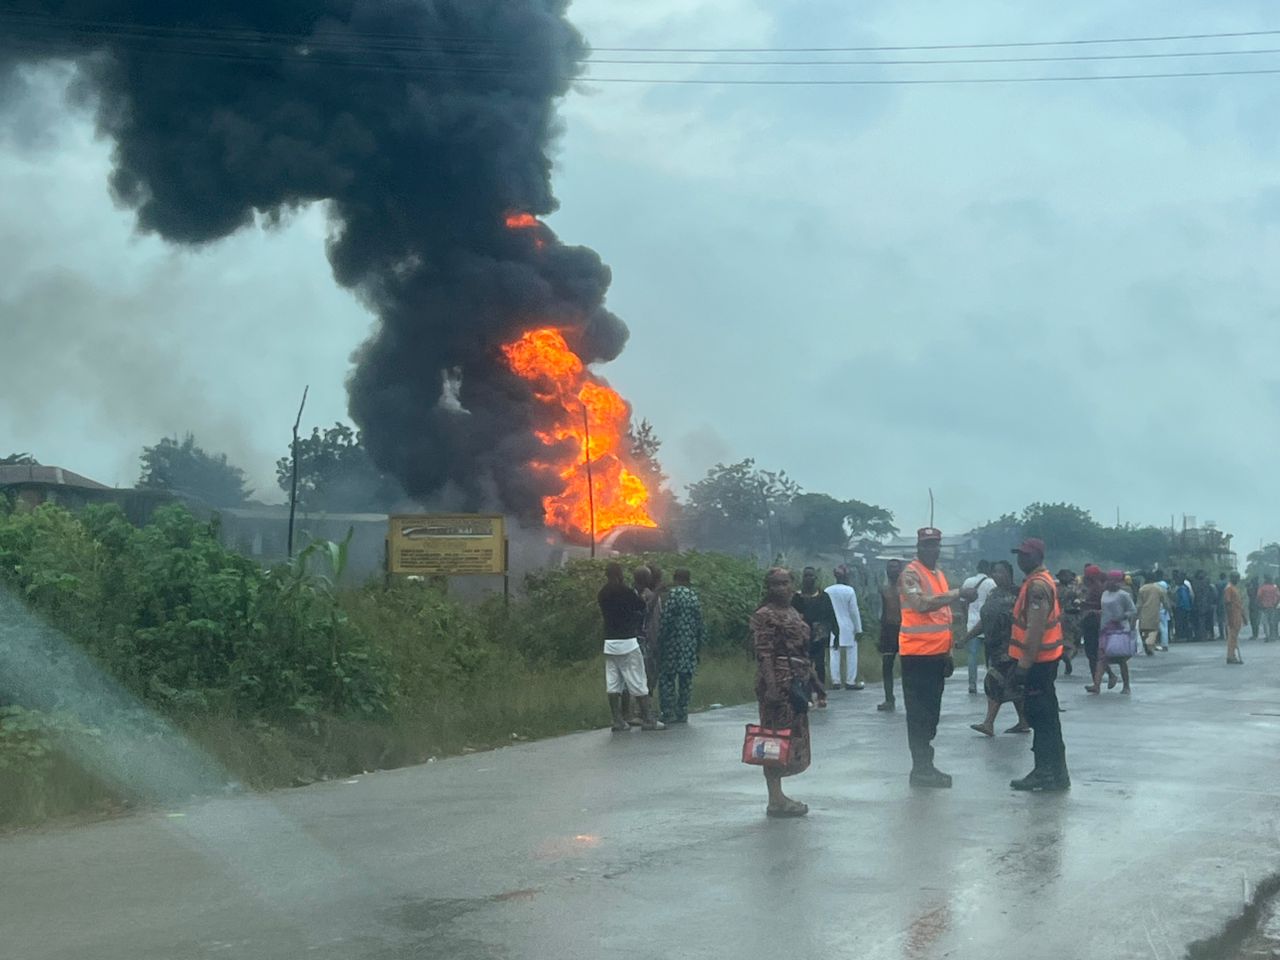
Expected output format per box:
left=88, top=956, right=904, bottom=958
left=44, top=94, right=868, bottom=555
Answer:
left=1246, top=576, right=1261, bottom=642
left=877, top=559, right=904, bottom=712
left=1174, top=575, right=1196, bottom=644
left=1215, top=573, right=1230, bottom=641
left=598, top=562, right=663, bottom=732
left=1258, top=576, right=1280, bottom=641
left=658, top=569, right=707, bottom=724
left=960, top=560, right=996, bottom=695
left=1008, top=538, right=1070, bottom=792
left=1225, top=572, right=1246, bottom=665
left=899, top=528, right=961, bottom=788
left=826, top=565, right=865, bottom=690
left=623, top=566, right=659, bottom=726
left=1193, top=570, right=1215, bottom=642
left=1137, top=576, right=1172, bottom=656
left=793, top=567, right=836, bottom=689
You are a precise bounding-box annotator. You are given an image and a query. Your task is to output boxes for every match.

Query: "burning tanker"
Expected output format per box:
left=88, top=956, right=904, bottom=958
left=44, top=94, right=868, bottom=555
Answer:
left=502, top=325, right=656, bottom=540
left=0, top=2, right=660, bottom=540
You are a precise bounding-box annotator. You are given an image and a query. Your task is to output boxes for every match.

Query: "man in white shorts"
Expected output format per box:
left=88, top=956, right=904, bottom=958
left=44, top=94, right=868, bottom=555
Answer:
left=598, top=562, right=664, bottom=731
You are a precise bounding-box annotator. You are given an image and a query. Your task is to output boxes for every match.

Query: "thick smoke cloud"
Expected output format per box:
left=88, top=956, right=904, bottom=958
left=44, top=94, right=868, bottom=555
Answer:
left=0, top=1, right=628, bottom=522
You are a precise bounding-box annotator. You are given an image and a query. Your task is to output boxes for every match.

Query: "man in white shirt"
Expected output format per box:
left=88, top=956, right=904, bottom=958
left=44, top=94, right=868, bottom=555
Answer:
left=825, top=565, right=864, bottom=690
left=960, top=561, right=996, bottom=695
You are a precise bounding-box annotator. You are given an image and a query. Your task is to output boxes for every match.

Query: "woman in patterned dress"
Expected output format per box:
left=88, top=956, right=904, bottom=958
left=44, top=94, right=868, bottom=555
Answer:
left=752, top=567, right=820, bottom=818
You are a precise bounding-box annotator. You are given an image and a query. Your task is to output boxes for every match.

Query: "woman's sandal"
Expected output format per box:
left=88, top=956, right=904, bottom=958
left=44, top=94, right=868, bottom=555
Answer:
left=1005, top=723, right=1031, bottom=734
left=766, top=799, right=809, bottom=818
left=969, top=723, right=995, bottom=737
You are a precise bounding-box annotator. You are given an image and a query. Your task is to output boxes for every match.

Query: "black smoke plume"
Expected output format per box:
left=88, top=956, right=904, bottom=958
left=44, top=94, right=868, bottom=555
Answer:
left=0, top=1, right=629, bottom=522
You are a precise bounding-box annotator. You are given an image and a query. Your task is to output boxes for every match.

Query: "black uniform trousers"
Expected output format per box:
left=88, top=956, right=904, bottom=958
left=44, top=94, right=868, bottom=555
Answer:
left=1024, top=659, right=1068, bottom=776
left=900, top=654, right=948, bottom=770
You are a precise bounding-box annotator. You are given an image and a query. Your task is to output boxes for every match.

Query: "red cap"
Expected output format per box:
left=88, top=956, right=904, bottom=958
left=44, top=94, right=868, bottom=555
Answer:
left=1012, top=537, right=1046, bottom=558
left=917, top=527, right=943, bottom=543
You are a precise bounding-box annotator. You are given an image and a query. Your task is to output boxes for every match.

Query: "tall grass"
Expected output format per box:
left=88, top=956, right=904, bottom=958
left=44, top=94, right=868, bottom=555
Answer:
left=0, top=651, right=758, bottom=827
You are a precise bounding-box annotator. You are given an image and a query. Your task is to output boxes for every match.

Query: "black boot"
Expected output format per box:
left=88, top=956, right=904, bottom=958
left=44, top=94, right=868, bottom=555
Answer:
left=910, top=766, right=952, bottom=788
left=877, top=699, right=896, bottom=712
left=1011, top=766, right=1070, bottom=792
left=1010, top=768, right=1044, bottom=791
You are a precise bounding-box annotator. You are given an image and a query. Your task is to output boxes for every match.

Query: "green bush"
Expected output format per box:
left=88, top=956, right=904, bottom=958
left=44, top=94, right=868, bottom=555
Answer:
left=0, top=503, right=388, bottom=721
left=0, top=503, right=766, bottom=826
left=511, top=552, right=763, bottom=663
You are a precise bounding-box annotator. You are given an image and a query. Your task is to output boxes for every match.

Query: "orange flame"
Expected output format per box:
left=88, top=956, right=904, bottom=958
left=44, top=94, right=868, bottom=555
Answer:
left=501, top=327, right=657, bottom=539
left=505, top=212, right=547, bottom=250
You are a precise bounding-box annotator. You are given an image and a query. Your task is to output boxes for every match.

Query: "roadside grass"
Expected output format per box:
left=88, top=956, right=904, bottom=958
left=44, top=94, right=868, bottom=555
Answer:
left=0, top=651, right=758, bottom=828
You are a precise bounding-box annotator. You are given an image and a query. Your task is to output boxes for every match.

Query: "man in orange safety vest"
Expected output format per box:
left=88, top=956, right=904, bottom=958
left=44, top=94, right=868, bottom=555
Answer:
left=898, top=527, right=962, bottom=788
left=1007, top=537, right=1071, bottom=792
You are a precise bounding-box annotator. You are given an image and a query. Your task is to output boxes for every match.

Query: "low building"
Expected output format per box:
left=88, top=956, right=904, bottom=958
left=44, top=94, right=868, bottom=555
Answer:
left=880, top=530, right=983, bottom=567
left=215, top=505, right=390, bottom=581
left=0, top=464, right=177, bottom=526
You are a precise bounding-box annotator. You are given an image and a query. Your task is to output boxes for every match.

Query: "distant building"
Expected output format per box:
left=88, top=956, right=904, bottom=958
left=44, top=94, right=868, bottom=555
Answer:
left=0, top=464, right=177, bottom=526
left=880, top=530, right=983, bottom=567
left=215, top=505, right=390, bottom=580
left=1171, top=523, right=1238, bottom=572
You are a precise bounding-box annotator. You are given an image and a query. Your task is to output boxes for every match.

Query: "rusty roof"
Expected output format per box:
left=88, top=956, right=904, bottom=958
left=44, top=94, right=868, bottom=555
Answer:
left=0, top=465, right=112, bottom=490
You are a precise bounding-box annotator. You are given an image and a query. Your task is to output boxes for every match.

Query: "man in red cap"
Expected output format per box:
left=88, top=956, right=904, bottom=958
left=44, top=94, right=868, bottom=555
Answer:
left=1007, top=538, right=1070, bottom=791
left=898, top=527, right=961, bottom=788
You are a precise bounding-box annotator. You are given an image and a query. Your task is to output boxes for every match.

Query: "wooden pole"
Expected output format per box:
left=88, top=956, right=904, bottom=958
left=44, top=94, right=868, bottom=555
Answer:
left=286, top=385, right=309, bottom=559
left=583, top=405, right=596, bottom=559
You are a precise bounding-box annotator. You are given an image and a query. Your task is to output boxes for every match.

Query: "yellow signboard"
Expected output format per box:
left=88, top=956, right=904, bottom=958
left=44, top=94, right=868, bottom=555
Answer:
left=387, top=514, right=507, bottom=576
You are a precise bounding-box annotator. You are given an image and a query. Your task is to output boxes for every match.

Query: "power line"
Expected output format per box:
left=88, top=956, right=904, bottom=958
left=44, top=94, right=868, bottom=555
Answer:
left=7, top=34, right=1280, bottom=86
left=4, top=9, right=1280, bottom=58
left=589, top=28, right=1280, bottom=54
left=6, top=13, right=1280, bottom=87
left=576, top=67, right=1280, bottom=85
left=586, top=47, right=1280, bottom=67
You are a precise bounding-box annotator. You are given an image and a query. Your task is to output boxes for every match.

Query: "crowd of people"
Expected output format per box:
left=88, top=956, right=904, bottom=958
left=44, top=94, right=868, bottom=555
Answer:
left=597, top=561, right=708, bottom=732
left=743, top=529, right=1263, bottom=817
left=596, top=538, right=1259, bottom=819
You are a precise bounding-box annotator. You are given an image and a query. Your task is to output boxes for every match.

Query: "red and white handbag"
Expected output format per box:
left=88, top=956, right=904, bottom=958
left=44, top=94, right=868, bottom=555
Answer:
left=742, top=724, right=792, bottom=767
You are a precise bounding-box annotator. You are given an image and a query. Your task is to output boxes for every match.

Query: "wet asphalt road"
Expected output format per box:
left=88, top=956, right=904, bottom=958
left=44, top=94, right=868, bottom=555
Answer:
left=3, top=639, right=1279, bottom=960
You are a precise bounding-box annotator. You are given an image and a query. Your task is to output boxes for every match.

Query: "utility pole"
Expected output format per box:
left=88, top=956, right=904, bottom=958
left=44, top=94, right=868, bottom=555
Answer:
left=286, top=385, right=309, bottom=559
left=583, top=405, right=596, bottom=559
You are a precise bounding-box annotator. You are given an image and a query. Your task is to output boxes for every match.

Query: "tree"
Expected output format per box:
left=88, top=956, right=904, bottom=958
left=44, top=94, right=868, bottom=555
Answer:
left=625, top=417, right=680, bottom=527
left=974, top=512, right=1022, bottom=558
left=1098, top=524, right=1172, bottom=568
left=684, top=459, right=800, bottom=556
left=1, top=453, right=39, bottom=466
left=1246, top=544, right=1280, bottom=581
left=627, top=419, right=665, bottom=487
left=1018, top=502, right=1101, bottom=553
left=776, top=493, right=896, bottom=554
left=275, top=423, right=400, bottom=513
left=138, top=435, right=251, bottom=507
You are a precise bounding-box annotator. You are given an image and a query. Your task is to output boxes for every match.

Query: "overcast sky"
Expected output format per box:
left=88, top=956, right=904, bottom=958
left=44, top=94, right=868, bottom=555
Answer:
left=2, top=1, right=1278, bottom=555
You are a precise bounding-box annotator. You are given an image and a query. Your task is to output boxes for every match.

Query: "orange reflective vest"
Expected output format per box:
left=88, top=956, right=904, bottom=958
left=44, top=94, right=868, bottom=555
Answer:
left=1010, top=568, right=1064, bottom=662
left=898, top=560, right=954, bottom=656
